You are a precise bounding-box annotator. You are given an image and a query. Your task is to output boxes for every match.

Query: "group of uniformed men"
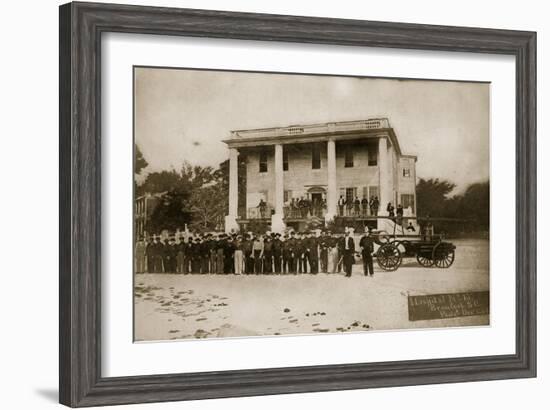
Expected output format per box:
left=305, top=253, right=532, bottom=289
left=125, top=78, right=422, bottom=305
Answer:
left=135, top=227, right=376, bottom=277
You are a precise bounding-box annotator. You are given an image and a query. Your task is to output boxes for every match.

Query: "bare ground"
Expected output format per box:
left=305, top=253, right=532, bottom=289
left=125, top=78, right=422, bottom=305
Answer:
left=134, top=238, right=489, bottom=341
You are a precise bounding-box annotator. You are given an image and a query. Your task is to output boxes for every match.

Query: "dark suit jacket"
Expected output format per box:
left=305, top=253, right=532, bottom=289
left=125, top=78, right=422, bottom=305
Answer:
left=342, top=236, right=355, bottom=254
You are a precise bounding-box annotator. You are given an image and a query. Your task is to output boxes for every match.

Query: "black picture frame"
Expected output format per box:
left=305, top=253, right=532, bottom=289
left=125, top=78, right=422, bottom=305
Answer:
left=59, top=1, right=536, bottom=407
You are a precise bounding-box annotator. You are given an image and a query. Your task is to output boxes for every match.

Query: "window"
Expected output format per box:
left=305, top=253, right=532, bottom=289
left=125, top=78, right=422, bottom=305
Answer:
left=368, top=148, right=377, bottom=166
left=284, top=190, right=292, bottom=203
left=283, top=149, right=289, bottom=171
left=369, top=186, right=379, bottom=199
left=345, top=187, right=356, bottom=204
left=339, top=188, right=346, bottom=200
left=403, top=168, right=411, bottom=177
left=259, top=150, right=268, bottom=173
left=312, top=144, right=321, bottom=169
left=344, top=147, right=354, bottom=167
left=401, top=194, right=415, bottom=212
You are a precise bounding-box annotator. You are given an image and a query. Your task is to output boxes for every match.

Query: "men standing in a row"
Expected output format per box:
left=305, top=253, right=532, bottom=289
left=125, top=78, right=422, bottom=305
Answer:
left=359, top=227, right=374, bottom=277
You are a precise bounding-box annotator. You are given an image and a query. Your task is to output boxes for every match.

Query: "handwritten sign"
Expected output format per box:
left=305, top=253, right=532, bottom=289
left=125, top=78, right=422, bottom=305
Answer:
left=408, top=291, right=489, bottom=321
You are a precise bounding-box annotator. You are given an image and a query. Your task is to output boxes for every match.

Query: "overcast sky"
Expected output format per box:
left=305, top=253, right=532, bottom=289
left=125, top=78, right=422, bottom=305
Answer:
left=135, top=67, right=489, bottom=193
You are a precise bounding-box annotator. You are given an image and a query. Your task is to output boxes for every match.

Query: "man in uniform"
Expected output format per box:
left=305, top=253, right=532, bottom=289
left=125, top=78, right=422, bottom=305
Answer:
left=241, top=234, right=253, bottom=274
left=284, top=232, right=296, bottom=274
left=305, top=232, right=319, bottom=274
left=359, top=227, right=375, bottom=277
left=200, top=235, right=210, bottom=274
left=176, top=236, right=188, bottom=274
left=164, top=237, right=178, bottom=273
left=295, top=232, right=306, bottom=273
left=263, top=235, right=273, bottom=274
left=318, top=231, right=329, bottom=273
left=216, top=234, right=225, bottom=274
left=190, top=237, right=202, bottom=273
left=223, top=234, right=235, bottom=274
left=159, top=236, right=169, bottom=273
left=272, top=233, right=283, bottom=274
left=145, top=237, right=155, bottom=273
left=208, top=233, right=218, bottom=274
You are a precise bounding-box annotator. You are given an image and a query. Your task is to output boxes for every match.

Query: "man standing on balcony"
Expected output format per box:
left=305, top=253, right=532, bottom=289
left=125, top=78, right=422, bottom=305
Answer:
left=354, top=196, right=361, bottom=216
left=258, top=199, right=267, bottom=219
left=338, top=195, right=346, bottom=216
left=371, top=196, right=380, bottom=216
left=361, top=196, right=369, bottom=217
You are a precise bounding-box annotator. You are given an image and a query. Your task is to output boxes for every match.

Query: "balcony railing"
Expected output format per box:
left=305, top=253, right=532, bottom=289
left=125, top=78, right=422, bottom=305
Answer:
left=230, top=118, right=390, bottom=140
left=243, top=204, right=406, bottom=219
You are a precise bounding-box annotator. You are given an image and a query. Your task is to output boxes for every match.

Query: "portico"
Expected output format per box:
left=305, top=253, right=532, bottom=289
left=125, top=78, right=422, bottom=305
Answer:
left=223, top=118, right=417, bottom=233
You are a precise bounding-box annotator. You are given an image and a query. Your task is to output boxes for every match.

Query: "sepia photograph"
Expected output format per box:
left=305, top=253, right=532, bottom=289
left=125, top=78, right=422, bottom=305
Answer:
left=133, top=66, right=490, bottom=342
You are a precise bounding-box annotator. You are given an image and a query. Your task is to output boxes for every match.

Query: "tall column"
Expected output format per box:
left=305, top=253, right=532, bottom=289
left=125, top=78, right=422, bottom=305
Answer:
left=225, top=148, right=240, bottom=233
left=271, top=144, right=286, bottom=233
left=378, top=137, right=391, bottom=228
left=325, top=138, right=337, bottom=222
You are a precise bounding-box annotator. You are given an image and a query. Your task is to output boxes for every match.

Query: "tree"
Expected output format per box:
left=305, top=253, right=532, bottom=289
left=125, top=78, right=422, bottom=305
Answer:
left=416, top=178, right=456, bottom=218
left=188, top=184, right=226, bottom=232
left=456, top=181, right=490, bottom=229
left=135, top=145, right=149, bottom=175
left=136, top=169, right=184, bottom=197
left=415, top=178, right=489, bottom=236
left=146, top=189, right=192, bottom=233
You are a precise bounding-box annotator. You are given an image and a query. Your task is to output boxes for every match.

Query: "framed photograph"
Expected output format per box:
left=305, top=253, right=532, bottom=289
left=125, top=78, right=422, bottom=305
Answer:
left=59, top=1, right=536, bottom=407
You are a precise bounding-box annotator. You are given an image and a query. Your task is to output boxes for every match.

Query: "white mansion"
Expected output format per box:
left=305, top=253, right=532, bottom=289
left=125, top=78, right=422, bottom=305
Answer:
left=223, top=118, right=417, bottom=233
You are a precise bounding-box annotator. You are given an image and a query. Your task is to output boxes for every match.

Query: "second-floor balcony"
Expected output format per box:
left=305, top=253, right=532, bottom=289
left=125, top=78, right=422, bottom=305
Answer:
left=242, top=203, right=387, bottom=220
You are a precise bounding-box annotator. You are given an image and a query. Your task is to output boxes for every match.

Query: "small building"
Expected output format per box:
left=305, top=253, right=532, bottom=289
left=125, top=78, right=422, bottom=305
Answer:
left=134, top=192, right=162, bottom=239
left=223, top=118, right=417, bottom=233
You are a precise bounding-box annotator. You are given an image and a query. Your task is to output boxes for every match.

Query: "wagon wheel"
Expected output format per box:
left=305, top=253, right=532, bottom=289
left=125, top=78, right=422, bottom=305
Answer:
left=432, top=243, right=455, bottom=268
left=416, top=252, right=434, bottom=267
left=376, top=243, right=402, bottom=271
left=374, top=230, right=390, bottom=246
